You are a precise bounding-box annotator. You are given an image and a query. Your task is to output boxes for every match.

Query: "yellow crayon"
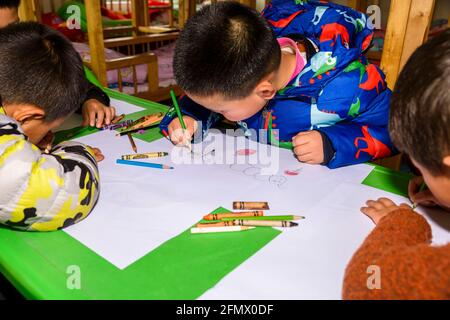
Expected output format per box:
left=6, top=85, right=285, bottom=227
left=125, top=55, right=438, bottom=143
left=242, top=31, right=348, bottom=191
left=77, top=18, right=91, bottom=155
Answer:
left=197, top=220, right=298, bottom=228
left=203, top=211, right=264, bottom=221
left=121, top=152, right=168, bottom=160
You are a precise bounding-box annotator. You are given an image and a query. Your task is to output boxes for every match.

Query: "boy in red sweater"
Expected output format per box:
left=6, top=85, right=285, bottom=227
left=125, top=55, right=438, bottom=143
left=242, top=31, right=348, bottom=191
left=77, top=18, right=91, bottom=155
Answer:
left=343, top=30, right=450, bottom=300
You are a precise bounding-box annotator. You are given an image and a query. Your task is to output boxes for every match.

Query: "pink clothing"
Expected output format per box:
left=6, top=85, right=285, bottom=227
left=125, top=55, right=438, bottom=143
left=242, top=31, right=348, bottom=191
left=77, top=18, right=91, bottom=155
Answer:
left=277, top=37, right=306, bottom=82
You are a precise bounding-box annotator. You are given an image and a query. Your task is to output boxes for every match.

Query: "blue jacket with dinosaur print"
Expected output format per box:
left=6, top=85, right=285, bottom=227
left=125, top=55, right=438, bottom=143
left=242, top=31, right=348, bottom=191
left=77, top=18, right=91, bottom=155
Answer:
left=160, top=0, right=395, bottom=168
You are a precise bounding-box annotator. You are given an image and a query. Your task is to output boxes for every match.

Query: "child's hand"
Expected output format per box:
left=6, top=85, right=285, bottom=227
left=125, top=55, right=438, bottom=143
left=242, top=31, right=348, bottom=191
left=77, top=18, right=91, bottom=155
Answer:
left=361, top=198, right=411, bottom=225
left=168, top=116, right=198, bottom=146
left=82, top=99, right=116, bottom=128
left=88, top=146, right=104, bottom=162
left=292, top=131, right=324, bottom=164
left=408, top=176, right=438, bottom=207
left=36, top=131, right=55, bottom=154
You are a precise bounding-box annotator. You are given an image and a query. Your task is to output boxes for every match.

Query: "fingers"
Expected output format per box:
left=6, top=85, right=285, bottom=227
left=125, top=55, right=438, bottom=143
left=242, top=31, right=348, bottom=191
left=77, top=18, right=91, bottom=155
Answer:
left=103, top=108, right=112, bottom=126
left=89, top=108, right=97, bottom=127
left=360, top=205, right=375, bottom=216
left=294, top=150, right=314, bottom=163
left=37, top=131, right=55, bottom=153
left=95, top=152, right=105, bottom=162
left=408, top=176, right=424, bottom=200
left=171, top=128, right=193, bottom=146
left=292, top=132, right=312, bottom=147
left=168, top=116, right=197, bottom=146
left=109, top=106, right=116, bottom=122
left=365, top=199, right=385, bottom=210
left=399, top=203, right=412, bottom=209
left=89, top=147, right=104, bottom=162
left=102, top=106, right=116, bottom=126
left=292, top=131, right=324, bottom=164
left=94, top=109, right=107, bottom=128
left=82, top=100, right=115, bottom=127
left=378, top=197, right=396, bottom=208
left=360, top=206, right=379, bottom=224
left=412, top=189, right=438, bottom=207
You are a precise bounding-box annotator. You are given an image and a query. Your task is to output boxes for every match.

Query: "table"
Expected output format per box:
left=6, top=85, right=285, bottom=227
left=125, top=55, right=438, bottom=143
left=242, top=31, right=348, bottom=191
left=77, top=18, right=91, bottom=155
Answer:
left=1, top=89, right=448, bottom=300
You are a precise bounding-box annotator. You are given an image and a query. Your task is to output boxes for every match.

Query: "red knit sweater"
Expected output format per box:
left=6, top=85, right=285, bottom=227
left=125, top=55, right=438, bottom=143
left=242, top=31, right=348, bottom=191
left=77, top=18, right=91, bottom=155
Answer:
left=343, top=209, right=450, bottom=299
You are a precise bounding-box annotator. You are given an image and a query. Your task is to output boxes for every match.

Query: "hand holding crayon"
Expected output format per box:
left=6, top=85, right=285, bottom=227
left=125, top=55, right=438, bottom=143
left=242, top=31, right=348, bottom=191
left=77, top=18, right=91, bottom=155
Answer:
left=409, top=176, right=430, bottom=209
left=168, top=90, right=197, bottom=150
left=169, top=118, right=197, bottom=148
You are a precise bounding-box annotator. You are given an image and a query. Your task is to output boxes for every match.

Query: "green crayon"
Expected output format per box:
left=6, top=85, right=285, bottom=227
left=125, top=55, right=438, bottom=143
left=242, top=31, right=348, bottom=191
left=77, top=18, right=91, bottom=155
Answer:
left=222, top=215, right=304, bottom=222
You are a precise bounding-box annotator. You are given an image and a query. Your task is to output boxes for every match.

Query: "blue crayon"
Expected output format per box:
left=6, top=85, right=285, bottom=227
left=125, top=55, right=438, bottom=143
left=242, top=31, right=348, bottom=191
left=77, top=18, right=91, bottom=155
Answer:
left=116, top=159, right=173, bottom=170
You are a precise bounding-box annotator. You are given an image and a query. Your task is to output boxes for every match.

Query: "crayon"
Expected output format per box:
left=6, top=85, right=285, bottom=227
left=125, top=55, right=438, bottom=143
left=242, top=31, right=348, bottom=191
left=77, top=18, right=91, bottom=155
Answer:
left=118, top=113, right=164, bottom=135
left=222, top=215, right=305, bottom=221
left=121, top=152, right=168, bottom=160
left=190, top=226, right=255, bottom=234
left=111, top=114, right=125, bottom=124
left=127, top=132, right=137, bottom=153
left=161, top=129, right=170, bottom=140
left=170, top=90, right=192, bottom=151
left=101, top=119, right=133, bottom=131
left=233, top=201, right=270, bottom=210
left=203, top=211, right=264, bottom=221
left=171, top=90, right=186, bottom=130
left=235, top=220, right=298, bottom=228
left=116, top=159, right=173, bottom=170
left=197, top=220, right=298, bottom=228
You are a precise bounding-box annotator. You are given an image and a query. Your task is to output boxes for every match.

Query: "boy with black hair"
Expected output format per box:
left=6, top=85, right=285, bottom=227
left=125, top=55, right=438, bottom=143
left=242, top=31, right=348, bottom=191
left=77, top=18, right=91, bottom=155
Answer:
left=161, top=1, right=394, bottom=168
left=0, top=0, right=116, bottom=128
left=343, top=30, right=450, bottom=300
left=0, top=22, right=102, bottom=231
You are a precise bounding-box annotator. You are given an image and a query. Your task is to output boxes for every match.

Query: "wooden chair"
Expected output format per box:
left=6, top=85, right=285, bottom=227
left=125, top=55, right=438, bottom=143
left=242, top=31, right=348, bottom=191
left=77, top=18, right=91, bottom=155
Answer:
left=102, top=32, right=181, bottom=101
left=82, top=1, right=181, bottom=102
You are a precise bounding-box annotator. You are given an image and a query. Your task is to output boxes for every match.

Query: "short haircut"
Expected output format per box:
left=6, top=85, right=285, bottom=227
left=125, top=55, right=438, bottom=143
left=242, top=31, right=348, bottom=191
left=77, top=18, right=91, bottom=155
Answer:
left=0, top=0, right=20, bottom=9
left=390, top=29, right=450, bottom=174
left=173, top=1, right=281, bottom=99
left=0, top=22, right=88, bottom=121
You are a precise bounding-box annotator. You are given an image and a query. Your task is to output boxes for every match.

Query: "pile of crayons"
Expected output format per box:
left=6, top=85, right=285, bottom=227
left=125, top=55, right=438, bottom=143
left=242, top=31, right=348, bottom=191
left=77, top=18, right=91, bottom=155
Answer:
left=191, top=201, right=305, bottom=234
left=100, top=114, right=132, bottom=131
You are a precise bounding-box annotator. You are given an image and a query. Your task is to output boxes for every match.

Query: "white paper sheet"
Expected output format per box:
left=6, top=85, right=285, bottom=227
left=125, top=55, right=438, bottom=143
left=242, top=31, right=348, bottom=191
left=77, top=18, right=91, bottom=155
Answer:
left=200, top=183, right=450, bottom=300
left=62, top=124, right=450, bottom=299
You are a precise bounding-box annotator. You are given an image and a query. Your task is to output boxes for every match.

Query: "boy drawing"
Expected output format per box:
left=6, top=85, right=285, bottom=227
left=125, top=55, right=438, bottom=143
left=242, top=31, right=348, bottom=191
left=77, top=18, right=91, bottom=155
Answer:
left=160, top=1, right=394, bottom=168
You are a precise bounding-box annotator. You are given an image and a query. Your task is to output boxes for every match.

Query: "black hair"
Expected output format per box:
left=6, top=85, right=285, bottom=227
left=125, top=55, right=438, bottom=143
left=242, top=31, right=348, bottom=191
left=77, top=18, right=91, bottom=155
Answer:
left=390, top=29, right=450, bottom=174
left=0, top=0, right=20, bottom=9
left=173, top=1, right=281, bottom=99
left=0, top=22, right=88, bottom=121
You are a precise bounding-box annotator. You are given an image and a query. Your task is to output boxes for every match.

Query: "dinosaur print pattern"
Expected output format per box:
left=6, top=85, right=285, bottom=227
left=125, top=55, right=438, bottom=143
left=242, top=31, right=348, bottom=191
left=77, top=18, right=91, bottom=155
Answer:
left=320, top=23, right=350, bottom=48
left=354, top=125, right=392, bottom=159
left=359, top=64, right=385, bottom=94
left=310, top=98, right=343, bottom=129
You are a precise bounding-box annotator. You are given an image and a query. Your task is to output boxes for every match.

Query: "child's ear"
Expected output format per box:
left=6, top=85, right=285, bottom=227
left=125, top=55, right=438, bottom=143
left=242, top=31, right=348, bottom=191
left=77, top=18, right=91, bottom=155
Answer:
left=443, top=155, right=450, bottom=168
left=255, top=80, right=277, bottom=100
left=7, top=104, right=45, bottom=124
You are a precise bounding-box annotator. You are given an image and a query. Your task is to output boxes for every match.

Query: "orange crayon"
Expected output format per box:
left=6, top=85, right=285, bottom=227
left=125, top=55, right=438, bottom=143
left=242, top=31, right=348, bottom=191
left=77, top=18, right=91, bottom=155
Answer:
left=233, top=201, right=269, bottom=210
left=203, top=211, right=264, bottom=221
left=111, top=114, right=125, bottom=124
